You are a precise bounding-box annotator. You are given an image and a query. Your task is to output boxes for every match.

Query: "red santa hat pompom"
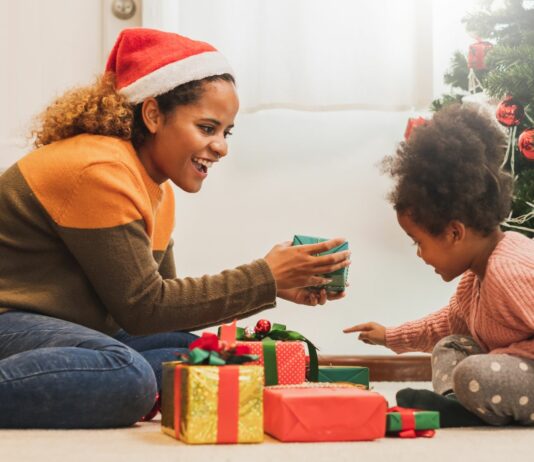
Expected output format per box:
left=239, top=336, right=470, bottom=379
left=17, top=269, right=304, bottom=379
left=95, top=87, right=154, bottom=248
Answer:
left=106, top=28, right=234, bottom=104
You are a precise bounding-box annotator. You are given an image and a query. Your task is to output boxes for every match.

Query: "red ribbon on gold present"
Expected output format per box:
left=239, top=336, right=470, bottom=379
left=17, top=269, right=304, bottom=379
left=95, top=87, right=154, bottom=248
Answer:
left=173, top=364, right=241, bottom=443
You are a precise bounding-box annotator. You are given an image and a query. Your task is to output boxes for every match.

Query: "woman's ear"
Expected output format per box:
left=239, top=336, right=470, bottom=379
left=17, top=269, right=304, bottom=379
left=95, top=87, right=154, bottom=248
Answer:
left=141, top=98, right=162, bottom=134
left=449, top=220, right=466, bottom=243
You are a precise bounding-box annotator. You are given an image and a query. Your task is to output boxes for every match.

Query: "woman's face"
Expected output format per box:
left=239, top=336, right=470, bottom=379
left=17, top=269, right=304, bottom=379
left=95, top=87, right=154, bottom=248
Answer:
left=140, top=79, right=239, bottom=192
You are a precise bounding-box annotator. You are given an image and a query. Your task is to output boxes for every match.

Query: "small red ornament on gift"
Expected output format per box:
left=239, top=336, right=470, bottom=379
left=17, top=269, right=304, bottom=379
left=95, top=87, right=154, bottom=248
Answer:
left=404, top=117, right=428, bottom=141
left=518, top=128, right=534, bottom=160
left=254, top=319, right=272, bottom=337
left=496, top=96, right=525, bottom=127
left=467, top=40, right=493, bottom=71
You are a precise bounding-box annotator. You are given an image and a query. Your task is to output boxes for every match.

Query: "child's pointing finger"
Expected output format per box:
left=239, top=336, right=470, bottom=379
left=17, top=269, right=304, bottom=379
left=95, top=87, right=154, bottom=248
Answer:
left=343, top=323, right=372, bottom=333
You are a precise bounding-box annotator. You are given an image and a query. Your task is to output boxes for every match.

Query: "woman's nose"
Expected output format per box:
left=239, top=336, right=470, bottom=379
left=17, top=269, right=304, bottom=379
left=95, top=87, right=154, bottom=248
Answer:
left=210, top=138, right=228, bottom=158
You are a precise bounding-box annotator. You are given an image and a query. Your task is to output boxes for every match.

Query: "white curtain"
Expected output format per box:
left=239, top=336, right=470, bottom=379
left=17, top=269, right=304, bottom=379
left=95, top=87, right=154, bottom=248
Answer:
left=142, top=0, right=473, bottom=113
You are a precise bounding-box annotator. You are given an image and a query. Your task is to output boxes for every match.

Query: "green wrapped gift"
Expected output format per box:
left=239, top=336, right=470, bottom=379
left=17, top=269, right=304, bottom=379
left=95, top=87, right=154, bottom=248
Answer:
left=386, top=409, right=440, bottom=432
left=292, top=235, right=349, bottom=292
left=318, top=366, right=369, bottom=388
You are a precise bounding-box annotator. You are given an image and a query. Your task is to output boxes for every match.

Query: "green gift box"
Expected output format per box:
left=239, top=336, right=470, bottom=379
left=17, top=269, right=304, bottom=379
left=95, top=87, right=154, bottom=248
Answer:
left=386, top=409, right=440, bottom=432
left=292, top=235, right=349, bottom=292
left=318, top=366, right=369, bottom=388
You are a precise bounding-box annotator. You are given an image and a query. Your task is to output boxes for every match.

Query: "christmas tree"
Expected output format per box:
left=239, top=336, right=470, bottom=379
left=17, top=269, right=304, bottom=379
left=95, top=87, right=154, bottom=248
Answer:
left=433, top=0, right=534, bottom=236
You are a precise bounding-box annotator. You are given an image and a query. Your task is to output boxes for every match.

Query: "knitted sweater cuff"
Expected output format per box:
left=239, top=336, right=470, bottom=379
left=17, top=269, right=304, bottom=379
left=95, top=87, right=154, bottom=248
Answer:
left=250, top=258, right=278, bottom=308
left=385, top=326, right=413, bottom=354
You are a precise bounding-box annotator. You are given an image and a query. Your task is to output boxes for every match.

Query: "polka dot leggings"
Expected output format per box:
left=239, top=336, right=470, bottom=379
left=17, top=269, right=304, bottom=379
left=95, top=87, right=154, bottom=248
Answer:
left=432, top=335, right=534, bottom=426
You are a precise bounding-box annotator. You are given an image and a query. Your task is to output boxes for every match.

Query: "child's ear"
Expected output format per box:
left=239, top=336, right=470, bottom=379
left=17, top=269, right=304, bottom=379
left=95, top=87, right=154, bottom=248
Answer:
left=449, top=220, right=466, bottom=243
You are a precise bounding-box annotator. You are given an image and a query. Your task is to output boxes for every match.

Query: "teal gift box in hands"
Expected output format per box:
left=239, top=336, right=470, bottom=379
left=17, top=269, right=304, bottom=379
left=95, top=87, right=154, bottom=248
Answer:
left=292, top=235, right=349, bottom=292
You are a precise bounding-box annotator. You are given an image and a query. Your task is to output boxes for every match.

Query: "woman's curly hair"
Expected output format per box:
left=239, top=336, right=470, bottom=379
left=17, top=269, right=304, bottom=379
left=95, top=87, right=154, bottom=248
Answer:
left=383, top=104, right=513, bottom=236
left=32, top=73, right=132, bottom=148
left=32, top=73, right=235, bottom=150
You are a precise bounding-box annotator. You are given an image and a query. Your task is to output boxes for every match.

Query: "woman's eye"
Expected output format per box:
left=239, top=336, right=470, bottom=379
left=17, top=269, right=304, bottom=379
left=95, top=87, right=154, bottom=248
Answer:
left=199, top=125, right=215, bottom=135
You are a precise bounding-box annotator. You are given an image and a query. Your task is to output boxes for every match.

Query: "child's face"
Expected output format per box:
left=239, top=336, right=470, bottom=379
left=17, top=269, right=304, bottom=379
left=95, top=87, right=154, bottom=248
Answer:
left=397, top=212, right=471, bottom=282
left=143, top=79, right=239, bottom=192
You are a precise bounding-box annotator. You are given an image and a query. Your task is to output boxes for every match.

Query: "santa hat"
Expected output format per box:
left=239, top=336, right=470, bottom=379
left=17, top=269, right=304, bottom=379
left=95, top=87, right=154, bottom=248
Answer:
left=106, top=28, right=234, bottom=104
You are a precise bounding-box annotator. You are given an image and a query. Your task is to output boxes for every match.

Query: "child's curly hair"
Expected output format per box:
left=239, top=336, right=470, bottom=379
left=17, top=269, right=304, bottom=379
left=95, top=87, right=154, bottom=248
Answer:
left=383, top=104, right=513, bottom=236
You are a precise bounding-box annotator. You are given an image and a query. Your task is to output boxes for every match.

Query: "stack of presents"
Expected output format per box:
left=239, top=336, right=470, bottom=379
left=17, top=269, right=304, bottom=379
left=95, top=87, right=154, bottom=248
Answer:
left=160, top=236, right=440, bottom=444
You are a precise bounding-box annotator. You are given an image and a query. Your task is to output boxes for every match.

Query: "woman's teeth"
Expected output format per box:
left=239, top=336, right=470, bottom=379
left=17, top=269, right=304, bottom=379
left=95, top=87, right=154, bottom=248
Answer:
left=192, top=157, right=213, bottom=173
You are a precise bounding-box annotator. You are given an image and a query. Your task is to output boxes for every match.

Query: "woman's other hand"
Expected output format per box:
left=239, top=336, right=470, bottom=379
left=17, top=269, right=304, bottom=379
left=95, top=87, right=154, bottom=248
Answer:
left=277, top=287, right=346, bottom=306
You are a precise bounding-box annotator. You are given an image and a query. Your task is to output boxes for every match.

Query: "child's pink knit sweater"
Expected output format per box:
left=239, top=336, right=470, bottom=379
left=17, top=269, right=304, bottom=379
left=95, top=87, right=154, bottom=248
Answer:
left=386, top=232, right=534, bottom=360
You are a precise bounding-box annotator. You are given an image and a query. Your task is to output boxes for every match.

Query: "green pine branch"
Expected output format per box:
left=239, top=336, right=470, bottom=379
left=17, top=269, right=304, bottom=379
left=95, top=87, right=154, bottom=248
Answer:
left=483, top=61, right=534, bottom=103
left=444, top=52, right=470, bottom=91
left=464, top=0, right=534, bottom=46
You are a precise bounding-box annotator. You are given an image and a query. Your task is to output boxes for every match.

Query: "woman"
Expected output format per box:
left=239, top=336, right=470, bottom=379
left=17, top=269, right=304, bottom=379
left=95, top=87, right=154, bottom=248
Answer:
left=0, top=28, right=350, bottom=428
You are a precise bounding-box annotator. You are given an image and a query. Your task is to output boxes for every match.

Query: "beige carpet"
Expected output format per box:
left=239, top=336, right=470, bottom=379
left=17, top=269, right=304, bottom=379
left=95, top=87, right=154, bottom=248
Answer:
left=1, top=382, right=532, bottom=462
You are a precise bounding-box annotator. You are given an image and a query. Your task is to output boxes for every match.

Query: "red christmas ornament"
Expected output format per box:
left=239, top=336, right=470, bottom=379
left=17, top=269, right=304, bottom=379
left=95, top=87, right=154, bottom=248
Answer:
left=518, top=128, right=534, bottom=160
left=467, top=41, right=493, bottom=70
left=404, top=117, right=428, bottom=141
left=496, top=96, right=525, bottom=127
left=254, top=319, right=272, bottom=336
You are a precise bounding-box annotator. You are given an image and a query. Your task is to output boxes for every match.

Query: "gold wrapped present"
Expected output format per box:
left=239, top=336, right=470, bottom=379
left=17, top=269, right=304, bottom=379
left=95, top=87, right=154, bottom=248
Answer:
left=161, top=361, right=264, bottom=444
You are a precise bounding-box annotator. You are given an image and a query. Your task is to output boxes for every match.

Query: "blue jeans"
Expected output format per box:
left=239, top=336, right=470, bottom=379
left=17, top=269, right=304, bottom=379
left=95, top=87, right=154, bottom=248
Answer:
left=0, top=311, right=197, bottom=428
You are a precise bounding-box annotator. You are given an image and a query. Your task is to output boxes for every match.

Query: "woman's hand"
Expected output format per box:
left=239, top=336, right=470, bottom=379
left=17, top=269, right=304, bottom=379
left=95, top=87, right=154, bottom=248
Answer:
left=264, top=238, right=350, bottom=290
left=343, top=322, right=386, bottom=346
left=278, top=287, right=346, bottom=306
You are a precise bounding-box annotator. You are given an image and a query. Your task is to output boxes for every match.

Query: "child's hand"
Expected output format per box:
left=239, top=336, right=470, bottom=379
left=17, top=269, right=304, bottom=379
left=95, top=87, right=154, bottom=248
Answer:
left=278, top=288, right=346, bottom=306
left=343, top=322, right=386, bottom=346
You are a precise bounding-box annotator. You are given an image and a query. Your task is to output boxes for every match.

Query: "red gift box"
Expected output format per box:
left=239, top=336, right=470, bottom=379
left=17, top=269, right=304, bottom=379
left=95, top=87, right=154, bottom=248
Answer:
left=237, top=340, right=306, bottom=385
left=264, top=384, right=387, bottom=442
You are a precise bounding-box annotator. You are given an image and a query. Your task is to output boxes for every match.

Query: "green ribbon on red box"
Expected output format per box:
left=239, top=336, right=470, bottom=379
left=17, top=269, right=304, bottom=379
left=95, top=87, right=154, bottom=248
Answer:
left=219, top=321, right=319, bottom=385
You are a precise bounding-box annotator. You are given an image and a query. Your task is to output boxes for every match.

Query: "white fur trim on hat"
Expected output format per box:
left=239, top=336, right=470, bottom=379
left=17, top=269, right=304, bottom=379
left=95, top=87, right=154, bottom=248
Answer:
left=119, top=51, right=234, bottom=104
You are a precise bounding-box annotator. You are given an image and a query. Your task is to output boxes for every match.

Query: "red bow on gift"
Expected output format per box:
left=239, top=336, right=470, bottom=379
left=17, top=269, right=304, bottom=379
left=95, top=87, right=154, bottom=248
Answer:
left=187, top=332, right=253, bottom=359
left=189, top=332, right=221, bottom=352
left=388, top=406, right=436, bottom=438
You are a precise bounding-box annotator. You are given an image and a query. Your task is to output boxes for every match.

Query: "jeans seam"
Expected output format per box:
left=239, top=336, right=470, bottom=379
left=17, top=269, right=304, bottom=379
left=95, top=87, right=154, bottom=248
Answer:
left=0, top=349, right=137, bottom=385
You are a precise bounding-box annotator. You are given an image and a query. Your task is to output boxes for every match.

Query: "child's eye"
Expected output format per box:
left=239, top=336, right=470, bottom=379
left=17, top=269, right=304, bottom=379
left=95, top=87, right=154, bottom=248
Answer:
left=411, top=240, right=418, bottom=246
left=224, top=131, right=233, bottom=139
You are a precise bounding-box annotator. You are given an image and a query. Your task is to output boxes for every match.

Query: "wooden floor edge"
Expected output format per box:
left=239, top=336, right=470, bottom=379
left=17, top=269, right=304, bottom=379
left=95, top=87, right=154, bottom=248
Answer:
left=318, top=354, right=432, bottom=382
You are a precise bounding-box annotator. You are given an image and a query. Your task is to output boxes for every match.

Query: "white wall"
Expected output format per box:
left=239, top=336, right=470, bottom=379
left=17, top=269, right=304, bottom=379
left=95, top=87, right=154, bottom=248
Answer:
left=1, top=0, right=462, bottom=355
left=0, top=0, right=141, bottom=168
left=180, top=109, right=455, bottom=354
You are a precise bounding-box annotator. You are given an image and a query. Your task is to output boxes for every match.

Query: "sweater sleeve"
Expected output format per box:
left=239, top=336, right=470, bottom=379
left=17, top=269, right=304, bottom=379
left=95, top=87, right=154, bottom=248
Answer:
left=385, top=279, right=471, bottom=353
left=487, top=260, right=534, bottom=359
left=54, top=163, right=277, bottom=335
left=158, top=239, right=177, bottom=280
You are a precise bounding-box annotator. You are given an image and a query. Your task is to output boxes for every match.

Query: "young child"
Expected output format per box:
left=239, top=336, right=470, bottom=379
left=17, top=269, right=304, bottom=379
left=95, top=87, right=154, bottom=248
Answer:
left=0, top=28, right=350, bottom=428
left=344, top=104, right=534, bottom=427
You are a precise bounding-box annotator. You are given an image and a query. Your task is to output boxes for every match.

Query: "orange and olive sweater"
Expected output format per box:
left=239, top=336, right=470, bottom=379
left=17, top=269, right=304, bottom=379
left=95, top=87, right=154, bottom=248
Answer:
left=0, top=134, right=276, bottom=335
